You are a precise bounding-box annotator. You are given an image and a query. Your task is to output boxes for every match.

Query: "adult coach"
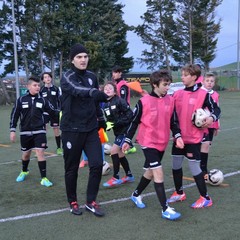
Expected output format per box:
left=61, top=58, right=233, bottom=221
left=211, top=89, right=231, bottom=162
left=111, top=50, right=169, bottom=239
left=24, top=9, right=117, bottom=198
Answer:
left=60, top=43, right=108, bottom=217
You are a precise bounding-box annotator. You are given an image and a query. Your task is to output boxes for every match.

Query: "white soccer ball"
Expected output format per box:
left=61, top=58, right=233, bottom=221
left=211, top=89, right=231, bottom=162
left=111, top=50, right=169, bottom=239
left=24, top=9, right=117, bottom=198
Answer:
left=207, top=169, right=224, bottom=186
left=104, top=143, right=112, bottom=155
left=192, top=108, right=211, bottom=128
left=102, top=161, right=111, bottom=176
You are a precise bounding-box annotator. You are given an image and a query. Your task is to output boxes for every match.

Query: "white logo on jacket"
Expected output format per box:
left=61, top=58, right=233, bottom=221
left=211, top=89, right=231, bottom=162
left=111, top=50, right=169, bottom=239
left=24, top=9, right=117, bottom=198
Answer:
left=88, top=78, right=93, bottom=86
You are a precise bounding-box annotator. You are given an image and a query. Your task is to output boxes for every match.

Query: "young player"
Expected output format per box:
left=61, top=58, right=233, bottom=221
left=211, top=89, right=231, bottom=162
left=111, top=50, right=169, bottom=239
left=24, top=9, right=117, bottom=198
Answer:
left=40, top=72, right=62, bottom=155
left=10, top=76, right=58, bottom=187
left=200, top=72, right=220, bottom=179
left=122, top=70, right=184, bottom=221
left=168, top=64, right=221, bottom=208
left=102, top=82, right=134, bottom=187
left=111, top=66, right=130, bottom=105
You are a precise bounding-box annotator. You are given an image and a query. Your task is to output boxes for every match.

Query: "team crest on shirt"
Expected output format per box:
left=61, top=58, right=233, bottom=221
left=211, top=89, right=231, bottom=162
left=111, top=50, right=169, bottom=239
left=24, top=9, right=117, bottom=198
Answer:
left=67, top=141, right=72, bottom=149
left=88, top=78, right=93, bottom=86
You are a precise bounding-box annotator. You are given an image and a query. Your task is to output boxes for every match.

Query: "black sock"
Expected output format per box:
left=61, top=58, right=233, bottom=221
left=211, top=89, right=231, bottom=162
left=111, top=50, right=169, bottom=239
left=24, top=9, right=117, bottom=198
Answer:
left=55, top=135, right=61, bottom=148
left=111, top=154, right=120, bottom=179
left=133, top=176, right=151, bottom=196
left=200, top=152, right=208, bottom=173
left=38, top=161, right=47, bottom=178
left=154, top=182, right=168, bottom=211
left=172, top=168, right=183, bottom=194
left=119, top=156, right=132, bottom=177
left=22, top=159, right=30, bottom=172
left=194, top=172, right=210, bottom=199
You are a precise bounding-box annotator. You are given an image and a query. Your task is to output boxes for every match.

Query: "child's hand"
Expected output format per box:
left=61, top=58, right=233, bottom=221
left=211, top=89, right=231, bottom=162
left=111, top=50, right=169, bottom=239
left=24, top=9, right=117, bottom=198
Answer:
left=202, top=116, right=214, bottom=128
left=176, top=137, right=184, bottom=149
left=122, top=142, right=130, bottom=153
left=10, top=132, right=16, bottom=143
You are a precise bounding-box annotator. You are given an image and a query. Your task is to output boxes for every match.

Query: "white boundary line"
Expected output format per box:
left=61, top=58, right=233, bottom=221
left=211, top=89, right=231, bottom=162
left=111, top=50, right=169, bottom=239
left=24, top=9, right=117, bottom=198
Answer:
left=0, top=170, right=239, bottom=223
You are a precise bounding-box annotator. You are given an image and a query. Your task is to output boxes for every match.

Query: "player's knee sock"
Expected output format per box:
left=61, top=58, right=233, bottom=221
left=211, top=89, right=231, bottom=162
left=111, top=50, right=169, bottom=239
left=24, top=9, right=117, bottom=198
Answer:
left=111, top=154, right=120, bottom=179
left=133, top=176, right=151, bottom=197
left=55, top=135, right=61, bottom=148
left=172, top=168, right=183, bottom=194
left=193, top=172, right=210, bottom=200
left=119, top=156, right=132, bottom=177
left=200, top=152, right=208, bottom=173
left=22, top=159, right=30, bottom=172
left=38, top=161, right=47, bottom=178
left=154, top=182, right=168, bottom=211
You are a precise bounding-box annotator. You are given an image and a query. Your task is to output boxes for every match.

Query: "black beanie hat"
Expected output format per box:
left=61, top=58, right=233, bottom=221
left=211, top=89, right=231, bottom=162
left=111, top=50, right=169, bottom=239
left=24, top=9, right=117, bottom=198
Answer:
left=70, top=43, right=88, bottom=60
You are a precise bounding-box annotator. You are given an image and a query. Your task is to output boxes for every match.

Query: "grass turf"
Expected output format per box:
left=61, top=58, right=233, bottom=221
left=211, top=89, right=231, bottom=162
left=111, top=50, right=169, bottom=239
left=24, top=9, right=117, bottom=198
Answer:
left=0, top=91, right=239, bottom=240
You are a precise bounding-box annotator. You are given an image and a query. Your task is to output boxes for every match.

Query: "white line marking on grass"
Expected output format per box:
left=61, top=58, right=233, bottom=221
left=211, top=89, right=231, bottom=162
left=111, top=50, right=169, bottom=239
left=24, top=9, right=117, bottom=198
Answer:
left=0, top=170, right=239, bottom=223
left=0, top=154, right=58, bottom=166
left=221, top=127, right=240, bottom=132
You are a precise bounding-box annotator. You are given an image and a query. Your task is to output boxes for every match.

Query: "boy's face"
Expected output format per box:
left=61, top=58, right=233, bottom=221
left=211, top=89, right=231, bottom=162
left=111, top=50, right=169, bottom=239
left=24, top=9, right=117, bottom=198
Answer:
left=154, top=81, right=170, bottom=97
left=27, top=81, right=40, bottom=95
left=112, top=71, right=122, bottom=80
left=72, top=53, right=89, bottom=70
left=181, top=70, right=197, bottom=87
left=43, top=74, right=52, bottom=84
left=202, top=76, right=215, bottom=90
left=104, top=84, right=115, bottom=97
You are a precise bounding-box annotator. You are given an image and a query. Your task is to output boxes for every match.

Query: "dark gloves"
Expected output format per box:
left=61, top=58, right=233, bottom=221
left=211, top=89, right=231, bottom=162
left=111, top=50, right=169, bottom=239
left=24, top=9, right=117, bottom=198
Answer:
left=98, top=120, right=107, bottom=131
left=91, top=89, right=108, bottom=102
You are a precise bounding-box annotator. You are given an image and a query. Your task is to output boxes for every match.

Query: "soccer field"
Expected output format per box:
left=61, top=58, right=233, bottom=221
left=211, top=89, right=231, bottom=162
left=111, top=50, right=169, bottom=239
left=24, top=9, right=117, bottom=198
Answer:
left=0, top=91, right=239, bottom=240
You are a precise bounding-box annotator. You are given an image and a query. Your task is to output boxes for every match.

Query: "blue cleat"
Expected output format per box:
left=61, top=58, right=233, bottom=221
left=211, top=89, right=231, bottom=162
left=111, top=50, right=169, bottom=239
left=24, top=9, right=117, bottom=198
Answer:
left=131, top=194, right=146, bottom=208
left=16, top=171, right=29, bottom=182
left=121, top=175, right=135, bottom=183
left=162, top=206, right=181, bottom=220
left=40, top=177, right=53, bottom=187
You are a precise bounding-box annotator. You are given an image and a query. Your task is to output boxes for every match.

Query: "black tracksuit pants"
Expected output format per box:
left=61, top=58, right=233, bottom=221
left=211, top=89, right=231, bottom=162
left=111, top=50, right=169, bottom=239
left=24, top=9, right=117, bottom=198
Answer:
left=62, top=129, right=103, bottom=204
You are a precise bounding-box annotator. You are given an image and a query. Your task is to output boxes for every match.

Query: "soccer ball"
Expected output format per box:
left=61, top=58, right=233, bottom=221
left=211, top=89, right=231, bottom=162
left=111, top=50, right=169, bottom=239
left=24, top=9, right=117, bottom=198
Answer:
left=102, top=161, right=111, bottom=176
left=207, top=169, right=224, bottom=186
left=192, top=108, right=210, bottom=128
left=104, top=143, right=112, bottom=155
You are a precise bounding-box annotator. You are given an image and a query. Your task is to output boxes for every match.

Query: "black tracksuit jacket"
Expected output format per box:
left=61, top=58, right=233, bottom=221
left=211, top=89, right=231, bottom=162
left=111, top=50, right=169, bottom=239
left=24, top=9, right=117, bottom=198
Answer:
left=10, top=93, right=57, bottom=134
left=60, top=66, right=104, bottom=132
left=102, top=95, right=133, bottom=136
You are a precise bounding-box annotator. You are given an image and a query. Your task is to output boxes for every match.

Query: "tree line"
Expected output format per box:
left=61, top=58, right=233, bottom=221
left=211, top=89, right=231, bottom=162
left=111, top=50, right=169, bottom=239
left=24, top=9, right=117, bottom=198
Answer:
left=0, top=0, right=222, bottom=82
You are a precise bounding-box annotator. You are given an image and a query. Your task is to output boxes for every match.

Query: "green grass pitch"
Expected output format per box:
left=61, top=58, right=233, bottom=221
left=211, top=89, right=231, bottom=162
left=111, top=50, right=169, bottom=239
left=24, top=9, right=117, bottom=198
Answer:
left=0, top=91, right=239, bottom=240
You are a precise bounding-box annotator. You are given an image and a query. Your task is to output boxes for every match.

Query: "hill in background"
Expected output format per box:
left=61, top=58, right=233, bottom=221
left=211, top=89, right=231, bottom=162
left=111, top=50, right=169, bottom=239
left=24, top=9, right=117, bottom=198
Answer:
left=210, top=62, right=238, bottom=71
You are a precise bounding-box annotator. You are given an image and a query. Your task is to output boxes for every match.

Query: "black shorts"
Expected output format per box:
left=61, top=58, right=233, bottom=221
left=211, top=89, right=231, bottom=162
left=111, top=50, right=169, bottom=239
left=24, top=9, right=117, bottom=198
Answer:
left=114, top=135, right=133, bottom=148
left=202, top=128, right=215, bottom=142
left=142, top=148, right=165, bottom=169
left=20, top=133, right=48, bottom=152
left=172, top=143, right=201, bottom=160
left=43, top=113, right=60, bottom=128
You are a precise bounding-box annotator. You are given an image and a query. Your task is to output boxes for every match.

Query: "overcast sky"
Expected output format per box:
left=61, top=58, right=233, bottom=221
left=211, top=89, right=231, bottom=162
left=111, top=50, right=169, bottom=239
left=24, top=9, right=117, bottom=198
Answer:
left=119, top=0, right=238, bottom=71
left=0, top=1, right=238, bottom=74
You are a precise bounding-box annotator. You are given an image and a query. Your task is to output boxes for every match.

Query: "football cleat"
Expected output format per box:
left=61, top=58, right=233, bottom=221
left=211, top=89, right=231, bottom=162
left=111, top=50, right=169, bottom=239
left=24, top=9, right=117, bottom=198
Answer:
left=79, top=160, right=88, bottom=168
left=121, top=175, right=135, bottom=183
left=16, top=171, right=29, bottom=182
left=56, top=148, right=63, bottom=155
left=70, top=201, right=82, bottom=215
left=162, top=206, right=181, bottom=220
left=40, top=177, right=53, bottom=187
left=103, top=177, right=122, bottom=187
left=125, top=146, right=137, bottom=154
left=191, top=196, right=213, bottom=208
left=167, top=191, right=186, bottom=203
left=131, top=194, right=146, bottom=208
left=85, top=201, right=104, bottom=217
